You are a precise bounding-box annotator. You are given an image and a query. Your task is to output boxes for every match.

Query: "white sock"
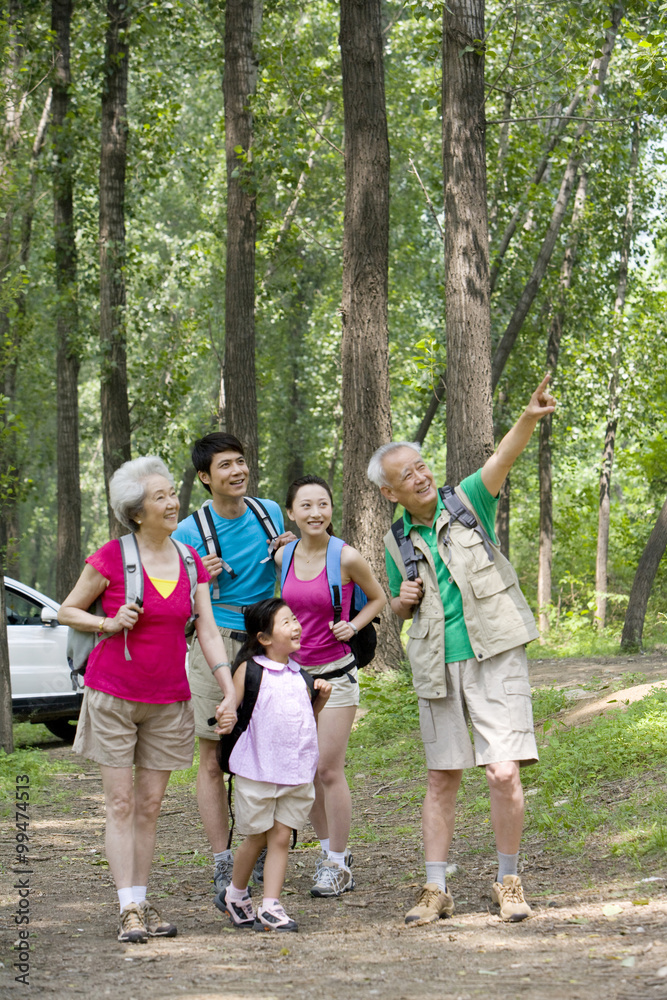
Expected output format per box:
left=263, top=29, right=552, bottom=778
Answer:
left=262, top=897, right=280, bottom=911
left=328, top=850, right=347, bottom=870
left=425, top=861, right=448, bottom=893
left=319, top=838, right=330, bottom=854
left=213, top=849, right=233, bottom=864
left=131, top=885, right=147, bottom=903
left=118, top=887, right=134, bottom=912
left=497, top=851, right=519, bottom=882
left=227, top=882, right=249, bottom=902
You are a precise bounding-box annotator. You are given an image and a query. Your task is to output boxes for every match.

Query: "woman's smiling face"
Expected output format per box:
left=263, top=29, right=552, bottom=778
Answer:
left=287, top=484, right=333, bottom=535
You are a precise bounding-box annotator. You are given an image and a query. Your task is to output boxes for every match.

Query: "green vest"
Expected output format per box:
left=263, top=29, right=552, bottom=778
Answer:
left=384, top=486, right=539, bottom=699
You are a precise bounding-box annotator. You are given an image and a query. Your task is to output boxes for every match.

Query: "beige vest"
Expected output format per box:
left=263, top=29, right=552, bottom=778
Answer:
left=384, top=486, right=539, bottom=699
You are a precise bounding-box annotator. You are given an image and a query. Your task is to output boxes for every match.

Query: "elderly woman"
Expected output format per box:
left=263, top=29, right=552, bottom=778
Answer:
left=59, top=456, right=236, bottom=945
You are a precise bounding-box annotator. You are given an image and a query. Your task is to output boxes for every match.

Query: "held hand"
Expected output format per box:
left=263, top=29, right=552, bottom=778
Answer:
left=214, top=696, right=237, bottom=733
left=108, top=602, right=143, bottom=633
left=330, top=619, right=357, bottom=641
left=314, top=678, right=332, bottom=702
left=201, top=553, right=223, bottom=579
left=214, top=708, right=237, bottom=735
left=273, top=530, right=298, bottom=550
left=399, top=577, right=423, bottom=611
left=525, top=373, right=557, bottom=421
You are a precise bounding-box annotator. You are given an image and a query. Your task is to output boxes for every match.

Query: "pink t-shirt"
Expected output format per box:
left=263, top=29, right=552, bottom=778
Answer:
left=282, top=556, right=354, bottom=667
left=229, top=655, right=319, bottom=785
left=84, top=538, right=209, bottom=703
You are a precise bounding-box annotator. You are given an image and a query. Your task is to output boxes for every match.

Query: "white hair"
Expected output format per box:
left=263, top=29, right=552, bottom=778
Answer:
left=366, top=441, right=422, bottom=488
left=109, top=456, right=174, bottom=531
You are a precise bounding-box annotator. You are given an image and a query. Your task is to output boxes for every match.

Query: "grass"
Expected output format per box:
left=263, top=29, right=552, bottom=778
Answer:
left=1, top=726, right=80, bottom=818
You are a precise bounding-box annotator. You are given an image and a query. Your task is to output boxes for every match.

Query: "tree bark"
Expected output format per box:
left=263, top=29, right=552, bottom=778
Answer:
left=491, top=4, right=623, bottom=391
left=223, top=0, right=261, bottom=495
left=100, top=0, right=132, bottom=536
left=595, top=120, right=639, bottom=629
left=621, top=497, right=667, bottom=650
left=442, top=0, right=494, bottom=484
left=537, top=172, right=588, bottom=634
left=52, top=0, right=81, bottom=599
left=339, top=0, right=401, bottom=670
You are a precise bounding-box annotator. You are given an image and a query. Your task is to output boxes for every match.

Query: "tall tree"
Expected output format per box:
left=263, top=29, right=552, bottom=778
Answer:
left=100, top=0, right=132, bottom=534
left=442, top=0, right=494, bottom=484
left=339, top=0, right=400, bottom=669
left=52, top=0, right=81, bottom=598
left=223, top=0, right=262, bottom=494
left=621, top=496, right=667, bottom=650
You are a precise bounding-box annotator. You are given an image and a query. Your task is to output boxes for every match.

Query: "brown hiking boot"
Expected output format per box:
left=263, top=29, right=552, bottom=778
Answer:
left=404, top=883, right=454, bottom=926
left=492, top=875, right=532, bottom=922
left=141, top=900, right=177, bottom=937
left=117, top=903, right=148, bottom=943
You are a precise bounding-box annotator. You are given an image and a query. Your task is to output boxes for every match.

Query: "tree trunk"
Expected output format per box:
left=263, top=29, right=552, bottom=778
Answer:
left=99, top=0, right=132, bottom=536
left=223, top=0, right=261, bottom=495
left=537, top=172, right=588, bottom=634
left=496, top=474, right=510, bottom=557
left=621, top=497, right=667, bottom=650
left=595, top=120, right=639, bottom=628
left=52, top=0, right=81, bottom=599
left=339, top=0, right=401, bottom=670
left=491, top=4, right=623, bottom=390
left=442, top=0, right=494, bottom=485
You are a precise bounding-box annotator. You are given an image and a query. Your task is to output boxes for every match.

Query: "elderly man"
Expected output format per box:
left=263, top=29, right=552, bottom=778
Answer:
left=367, top=376, right=555, bottom=925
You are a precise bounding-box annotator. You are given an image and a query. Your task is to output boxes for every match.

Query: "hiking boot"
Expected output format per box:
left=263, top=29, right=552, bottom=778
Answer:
left=312, top=848, right=353, bottom=883
left=141, top=901, right=177, bottom=938
left=252, top=847, right=267, bottom=886
left=117, top=903, right=148, bottom=944
left=310, top=860, right=355, bottom=898
left=213, top=855, right=234, bottom=894
left=492, top=874, right=532, bottom=922
left=253, top=902, right=298, bottom=933
left=404, top=884, right=455, bottom=926
left=215, top=887, right=255, bottom=929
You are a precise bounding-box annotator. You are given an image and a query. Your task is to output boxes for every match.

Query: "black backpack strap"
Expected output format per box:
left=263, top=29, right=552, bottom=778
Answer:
left=299, top=667, right=317, bottom=703
left=390, top=519, right=421, bottom=582
left=226, top=773, right=235, bottom=850
left=440, top=485, right=495, bottom=563
left=194, top=503, right=237, bottom=600
left=244, top=497, right=280, bottom=561
left=216, top=658, right=264, bottom=774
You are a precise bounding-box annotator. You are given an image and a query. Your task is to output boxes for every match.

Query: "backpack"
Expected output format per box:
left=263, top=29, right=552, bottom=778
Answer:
left=66, top=535, right=198, bottom=679
left=216, top=656, right=317, bottom=774
left=192, top=497, right=280, bottom=602
left=280, top=536, right=378, bottom=668
left=389, top=485, right=495, bottom=584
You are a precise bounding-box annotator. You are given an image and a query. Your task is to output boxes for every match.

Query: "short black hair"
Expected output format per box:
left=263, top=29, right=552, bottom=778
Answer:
left=191, top=433, right=245, bottom=494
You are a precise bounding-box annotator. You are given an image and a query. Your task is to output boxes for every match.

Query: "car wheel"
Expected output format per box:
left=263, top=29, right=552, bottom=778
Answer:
left=44, top=719, right=78, bottom=744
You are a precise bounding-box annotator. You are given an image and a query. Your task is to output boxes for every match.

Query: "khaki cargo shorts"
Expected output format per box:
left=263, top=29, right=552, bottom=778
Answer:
left=233, top=774, right=316, bottom=835
left=304, top=653, right=359, bottom=709
left=418, top=645, right=538, bottom=770
left=189, top=627, right=244, bottom=740
left=73, top=687, right=195, bottom=771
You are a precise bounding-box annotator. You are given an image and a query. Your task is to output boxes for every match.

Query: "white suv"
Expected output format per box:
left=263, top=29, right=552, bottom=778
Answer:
left=5, top=576, right=83, bottom=742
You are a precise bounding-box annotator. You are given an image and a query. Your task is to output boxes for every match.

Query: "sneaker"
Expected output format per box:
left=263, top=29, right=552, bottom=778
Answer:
left=252, top=847, right=267, bottom=886
left=310, top=859, right=355, bottom=898
left=215, top=886, right=255, bottom=929
left=141, top=900, right=177, bottom=938
left=253, top=902, right=298, bottom=933
left=117, top=902, right=148, bottom=944
left=213, top=855, right=234, bottom=894
left=492, top=874, right=532, bottom=922
left=404, top=884, right=455, bottom=926
left=311, top=848, right=353, bottom=883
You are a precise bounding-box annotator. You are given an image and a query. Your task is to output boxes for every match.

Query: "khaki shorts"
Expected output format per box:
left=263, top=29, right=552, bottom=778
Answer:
left=304, top=654, right=359, bottom=709
left=189, top=628, right=244, bottom=740
left=233, top=774, right=316, bottom=835
left=73, top=687, right=195, bottom=771
left=418, top=646, right=538, bottom=770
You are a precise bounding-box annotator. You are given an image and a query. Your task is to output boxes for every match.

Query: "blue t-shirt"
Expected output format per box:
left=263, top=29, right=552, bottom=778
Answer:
left=173, top=498, right=285, bottom=629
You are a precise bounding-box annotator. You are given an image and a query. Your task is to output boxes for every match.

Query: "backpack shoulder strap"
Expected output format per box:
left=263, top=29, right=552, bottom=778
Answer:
left=299, top=667, right=317, bottom=704
left=325, top=536, right=345, bottom=624
left=118, top=534, right=144, bottom=662
left=194, top=501, right=237, bottom=599
left=171, top=538, right=198, bottom=622
left=440, top=485, right=495, bottom=562
left=233, top=656, right=263, bottom=729
left=245, top=497, right=280, bottom=562
left=389, top=519, right=421, bottom=582
left=279, top=539, right=299, bottom=592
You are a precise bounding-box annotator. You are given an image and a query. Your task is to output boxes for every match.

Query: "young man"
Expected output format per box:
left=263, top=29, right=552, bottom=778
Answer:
left=173, top=433, right=295, bottom=893
left=366, top=376, right=556, bottom=925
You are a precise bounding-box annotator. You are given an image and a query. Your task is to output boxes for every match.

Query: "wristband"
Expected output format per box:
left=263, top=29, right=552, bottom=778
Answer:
left=210, top=661, right=230, bottom=674
left=350, top=623, right=359, bottom=635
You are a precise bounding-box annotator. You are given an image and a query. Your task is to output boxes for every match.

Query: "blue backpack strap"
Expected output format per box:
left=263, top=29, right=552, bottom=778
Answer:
left=324, top=536, right=345, bottom=624
left=280, top=539, right=299, bottom=592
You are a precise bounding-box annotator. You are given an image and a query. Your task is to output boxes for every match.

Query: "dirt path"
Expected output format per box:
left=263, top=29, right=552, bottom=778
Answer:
left=2, top=652, right=667, bottom=1000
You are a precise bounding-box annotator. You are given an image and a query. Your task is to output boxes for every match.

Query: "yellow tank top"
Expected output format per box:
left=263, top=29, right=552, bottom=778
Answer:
left=149, top=576, right=177, bottom=599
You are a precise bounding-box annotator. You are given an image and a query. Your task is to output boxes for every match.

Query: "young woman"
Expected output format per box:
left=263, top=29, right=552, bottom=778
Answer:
left=214, top=599, right=331, bottom=932
left=275, top=475, right=386, bottom=897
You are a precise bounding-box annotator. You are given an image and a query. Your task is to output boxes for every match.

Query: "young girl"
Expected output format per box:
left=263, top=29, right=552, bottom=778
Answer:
left=214, top=598, right=331, bottom=932
left=275, top=475, right=386, bottom=898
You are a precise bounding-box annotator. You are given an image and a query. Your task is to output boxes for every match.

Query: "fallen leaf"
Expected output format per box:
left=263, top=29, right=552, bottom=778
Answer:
left=620, top=957, right=636, bottom=968
left=632, top=898, right=650, bottom=906
left=602, top=904, right=623, bottom=917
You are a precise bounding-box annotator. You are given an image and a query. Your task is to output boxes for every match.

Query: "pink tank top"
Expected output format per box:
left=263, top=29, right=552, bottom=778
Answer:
left=282, top=556, right=354, bottom=667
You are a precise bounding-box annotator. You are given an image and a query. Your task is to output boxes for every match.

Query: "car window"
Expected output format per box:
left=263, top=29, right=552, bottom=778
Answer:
left=6, top=590, right=45, bottom=627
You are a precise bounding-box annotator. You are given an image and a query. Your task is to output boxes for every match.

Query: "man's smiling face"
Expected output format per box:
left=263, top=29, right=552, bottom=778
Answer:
left=380, top=446, right=438, bottom=522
